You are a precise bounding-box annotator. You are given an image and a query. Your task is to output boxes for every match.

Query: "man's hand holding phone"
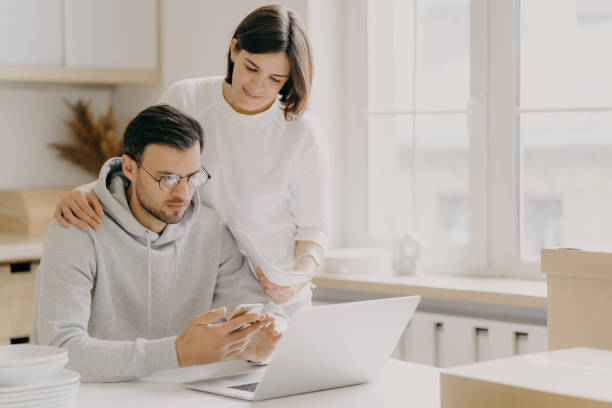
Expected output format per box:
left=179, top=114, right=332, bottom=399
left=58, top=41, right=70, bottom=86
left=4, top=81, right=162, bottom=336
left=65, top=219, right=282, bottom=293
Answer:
left=175, top=307, right=266, bottom=367
left=233, top=308, right=282, bottom=364
left=227, top=303, right=264, bottom=332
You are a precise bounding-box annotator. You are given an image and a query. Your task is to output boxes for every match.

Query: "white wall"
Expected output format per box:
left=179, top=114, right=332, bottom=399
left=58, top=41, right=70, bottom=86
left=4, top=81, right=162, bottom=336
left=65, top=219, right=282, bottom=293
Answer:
left=0, top=83, right=112, bottom=189
left=308, top=0, right=348, bottom=248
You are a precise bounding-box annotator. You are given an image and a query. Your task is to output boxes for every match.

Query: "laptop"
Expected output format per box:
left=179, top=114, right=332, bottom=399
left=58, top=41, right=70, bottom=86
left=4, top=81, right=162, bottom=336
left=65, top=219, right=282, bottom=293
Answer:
left=184, top=295, right=421, bottom=401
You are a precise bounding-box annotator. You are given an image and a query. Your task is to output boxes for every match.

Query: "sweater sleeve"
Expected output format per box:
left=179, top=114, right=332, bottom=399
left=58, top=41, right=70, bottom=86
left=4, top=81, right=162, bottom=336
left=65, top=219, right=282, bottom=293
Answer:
left=212, top=224, right=288, bottom=329
left=288, top=116, right=331, bottom=250
left=33, top=221, right=178, bottom=383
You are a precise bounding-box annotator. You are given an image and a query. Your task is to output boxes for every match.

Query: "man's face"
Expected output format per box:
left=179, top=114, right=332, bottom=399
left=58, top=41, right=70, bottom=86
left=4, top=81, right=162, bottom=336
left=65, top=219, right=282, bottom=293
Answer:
left=132, top=143, right=202, bottom=225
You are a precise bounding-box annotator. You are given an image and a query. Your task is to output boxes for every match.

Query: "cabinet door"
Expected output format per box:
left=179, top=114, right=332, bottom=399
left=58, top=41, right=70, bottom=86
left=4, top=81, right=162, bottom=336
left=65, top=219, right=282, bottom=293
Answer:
left=0, top=262, right=37, bottom=343
left=64, top=0, right=158, bottom=70
left=0, top=0, right=63, bottom=66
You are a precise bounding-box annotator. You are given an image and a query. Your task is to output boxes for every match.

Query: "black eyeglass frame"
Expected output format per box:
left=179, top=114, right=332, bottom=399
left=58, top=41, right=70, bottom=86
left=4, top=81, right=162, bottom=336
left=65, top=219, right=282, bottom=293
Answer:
left=138, top=164, right=211, bottom=192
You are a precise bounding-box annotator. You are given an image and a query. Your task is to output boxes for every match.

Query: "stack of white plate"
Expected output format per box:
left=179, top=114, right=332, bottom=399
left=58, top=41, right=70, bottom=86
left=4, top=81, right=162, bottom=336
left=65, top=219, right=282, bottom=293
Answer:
left=323, top=247, right=393, bottom=276
left=0, top=345, right=79, bottom=407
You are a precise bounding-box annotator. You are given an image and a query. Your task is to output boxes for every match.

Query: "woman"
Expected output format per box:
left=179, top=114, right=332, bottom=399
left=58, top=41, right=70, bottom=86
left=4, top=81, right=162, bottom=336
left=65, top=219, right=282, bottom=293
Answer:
left=54, top=5, right=329, bottom=315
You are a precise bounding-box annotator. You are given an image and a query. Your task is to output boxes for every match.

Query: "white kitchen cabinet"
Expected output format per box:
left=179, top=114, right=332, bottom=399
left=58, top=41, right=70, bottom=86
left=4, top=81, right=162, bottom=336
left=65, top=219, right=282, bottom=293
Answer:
left=0, top=0, right=63, bottom=66
left=64, top=0, right=158, bottom=70
left=0, top=0, right=160, bottom=85
left=0, top=261, right=38, bottom=345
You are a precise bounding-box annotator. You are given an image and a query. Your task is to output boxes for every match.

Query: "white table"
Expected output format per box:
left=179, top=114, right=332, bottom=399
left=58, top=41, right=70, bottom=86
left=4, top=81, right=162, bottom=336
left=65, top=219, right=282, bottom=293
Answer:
left=76, top=359, right=440, bottom=407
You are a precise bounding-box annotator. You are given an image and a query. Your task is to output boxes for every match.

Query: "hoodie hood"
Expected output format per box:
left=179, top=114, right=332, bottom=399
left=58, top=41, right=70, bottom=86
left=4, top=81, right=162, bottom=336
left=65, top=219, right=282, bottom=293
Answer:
left=93, top=157, right=201, bottom=247
left=93, top=157, right=201, bottom=337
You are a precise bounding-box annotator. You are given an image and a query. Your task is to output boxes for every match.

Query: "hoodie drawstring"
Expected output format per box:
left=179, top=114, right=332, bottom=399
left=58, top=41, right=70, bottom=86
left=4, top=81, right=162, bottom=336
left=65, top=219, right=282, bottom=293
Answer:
left=146, top=232, right=152, bottom=339
left=165, top=241, right=179, bottom=336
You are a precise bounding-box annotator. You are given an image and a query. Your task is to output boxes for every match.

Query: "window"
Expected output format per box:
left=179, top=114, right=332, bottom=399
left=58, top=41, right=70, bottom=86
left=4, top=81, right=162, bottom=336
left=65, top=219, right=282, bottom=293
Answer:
left=519, top=0, right=612, bottom=262
left=354, top=0, right=612, bottom=278
left=522, top=199, right=563, bottom=261
left=366, top=0, right=487, bottom=272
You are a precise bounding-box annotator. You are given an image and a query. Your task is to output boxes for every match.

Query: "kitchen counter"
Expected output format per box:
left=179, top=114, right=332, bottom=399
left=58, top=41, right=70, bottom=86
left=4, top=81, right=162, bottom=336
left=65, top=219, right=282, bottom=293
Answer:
left=0, top=235, right=547, bottom=309
left=312, top=273, right=547, bottom=309
left=0, top=234, right=43, bottom=263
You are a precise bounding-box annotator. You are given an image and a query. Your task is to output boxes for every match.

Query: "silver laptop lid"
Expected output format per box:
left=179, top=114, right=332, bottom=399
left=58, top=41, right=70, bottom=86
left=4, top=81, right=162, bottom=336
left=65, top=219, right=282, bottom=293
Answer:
left=253, top=295, right=421, bottom=401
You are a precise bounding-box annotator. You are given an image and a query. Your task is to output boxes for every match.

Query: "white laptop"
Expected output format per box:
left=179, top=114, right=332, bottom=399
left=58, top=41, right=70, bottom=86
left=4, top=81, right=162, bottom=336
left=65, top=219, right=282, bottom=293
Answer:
left=184, top=295, right=421, bottom=401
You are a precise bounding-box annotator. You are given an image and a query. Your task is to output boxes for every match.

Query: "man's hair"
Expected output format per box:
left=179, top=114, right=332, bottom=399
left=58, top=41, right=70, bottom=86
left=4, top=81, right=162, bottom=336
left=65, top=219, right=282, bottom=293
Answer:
left=123, top=104, right=203, bottom=163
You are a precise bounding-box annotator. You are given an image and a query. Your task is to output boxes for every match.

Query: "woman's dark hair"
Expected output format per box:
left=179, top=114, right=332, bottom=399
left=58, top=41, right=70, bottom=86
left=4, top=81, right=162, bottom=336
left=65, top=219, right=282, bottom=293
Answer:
left=225, top=5, right=313, bottom=120
left=123, top=104, right=203, bottom=163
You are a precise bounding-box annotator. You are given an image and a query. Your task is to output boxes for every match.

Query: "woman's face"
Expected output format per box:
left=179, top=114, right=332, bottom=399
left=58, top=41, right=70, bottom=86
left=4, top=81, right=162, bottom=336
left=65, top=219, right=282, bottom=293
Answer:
left=227, top=39, right=291, bottom=114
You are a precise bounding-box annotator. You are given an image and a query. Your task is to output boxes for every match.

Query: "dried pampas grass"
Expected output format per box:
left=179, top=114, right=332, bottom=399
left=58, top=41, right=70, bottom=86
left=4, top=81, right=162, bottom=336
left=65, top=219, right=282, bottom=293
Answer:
left=50, top=99, right=123, bottom=177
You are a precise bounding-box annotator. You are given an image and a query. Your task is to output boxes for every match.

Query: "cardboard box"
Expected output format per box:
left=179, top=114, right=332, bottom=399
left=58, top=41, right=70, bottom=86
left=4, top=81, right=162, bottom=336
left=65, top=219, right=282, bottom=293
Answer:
left=0, top=187, right=73, bottom=239
left=441, top=348, right=612, bottom=408
left=542, top=248, right=612, bottom=351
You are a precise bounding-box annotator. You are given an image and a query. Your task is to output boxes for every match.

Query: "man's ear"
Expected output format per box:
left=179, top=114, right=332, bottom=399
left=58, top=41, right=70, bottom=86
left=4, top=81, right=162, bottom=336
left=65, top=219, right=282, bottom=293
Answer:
left=122, top=154, right=137, bottom=182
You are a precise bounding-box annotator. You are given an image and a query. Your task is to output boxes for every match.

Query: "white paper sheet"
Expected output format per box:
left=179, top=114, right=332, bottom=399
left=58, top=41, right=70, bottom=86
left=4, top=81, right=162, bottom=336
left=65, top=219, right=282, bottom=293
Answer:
left=227, top=223, right=313, bottom=287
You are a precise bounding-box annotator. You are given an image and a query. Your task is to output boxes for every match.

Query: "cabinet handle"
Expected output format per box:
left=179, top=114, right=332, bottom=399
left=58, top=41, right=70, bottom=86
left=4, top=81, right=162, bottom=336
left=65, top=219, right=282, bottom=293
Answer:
left=10, top=262, right=32, bottom=273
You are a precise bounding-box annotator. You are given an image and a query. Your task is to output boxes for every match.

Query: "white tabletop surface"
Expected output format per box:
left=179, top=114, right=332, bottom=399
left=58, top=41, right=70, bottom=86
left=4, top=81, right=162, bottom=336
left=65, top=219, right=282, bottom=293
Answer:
left=76, top=359, right=440, bottom=407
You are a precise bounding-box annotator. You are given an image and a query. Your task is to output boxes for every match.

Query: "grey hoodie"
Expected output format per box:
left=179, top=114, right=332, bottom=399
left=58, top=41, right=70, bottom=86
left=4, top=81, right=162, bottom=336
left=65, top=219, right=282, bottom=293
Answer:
left=33, top=158, right=286, bottom=382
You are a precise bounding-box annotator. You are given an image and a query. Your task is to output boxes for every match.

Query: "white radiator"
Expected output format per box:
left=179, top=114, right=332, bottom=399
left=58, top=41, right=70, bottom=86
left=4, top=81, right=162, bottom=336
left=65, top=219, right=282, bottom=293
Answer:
left=391, top=311, right=548, bottom=368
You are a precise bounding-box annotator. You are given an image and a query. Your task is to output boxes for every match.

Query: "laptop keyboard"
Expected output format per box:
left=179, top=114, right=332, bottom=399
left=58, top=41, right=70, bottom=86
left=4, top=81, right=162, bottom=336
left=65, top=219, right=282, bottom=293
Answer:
left=229, top=382, right=259, bottom=393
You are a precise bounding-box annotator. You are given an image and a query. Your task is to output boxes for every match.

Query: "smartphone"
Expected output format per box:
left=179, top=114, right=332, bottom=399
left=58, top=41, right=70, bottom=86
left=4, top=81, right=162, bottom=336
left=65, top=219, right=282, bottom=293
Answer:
left=228, top=303, right=264, bottom=332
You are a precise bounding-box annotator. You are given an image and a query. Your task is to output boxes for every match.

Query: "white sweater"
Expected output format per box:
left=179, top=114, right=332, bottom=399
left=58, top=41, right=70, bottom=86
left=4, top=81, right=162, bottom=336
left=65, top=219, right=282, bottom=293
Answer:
left=158, top=77, right=330, bottom=302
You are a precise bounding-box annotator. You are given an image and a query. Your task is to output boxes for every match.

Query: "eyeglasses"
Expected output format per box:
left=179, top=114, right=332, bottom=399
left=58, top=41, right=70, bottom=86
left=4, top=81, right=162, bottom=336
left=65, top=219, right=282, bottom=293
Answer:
left=139, top=165, right=211, bottom=192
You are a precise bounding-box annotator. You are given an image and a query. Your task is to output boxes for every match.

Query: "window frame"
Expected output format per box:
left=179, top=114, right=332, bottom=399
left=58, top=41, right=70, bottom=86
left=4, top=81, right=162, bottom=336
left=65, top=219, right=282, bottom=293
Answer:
left=355, top=0, right=493, bottom=275
left=487, top=0, right=543, bottom=279
left=348, top=0, right=549, bottom=279
left=416, top=0, right=490, bottom=274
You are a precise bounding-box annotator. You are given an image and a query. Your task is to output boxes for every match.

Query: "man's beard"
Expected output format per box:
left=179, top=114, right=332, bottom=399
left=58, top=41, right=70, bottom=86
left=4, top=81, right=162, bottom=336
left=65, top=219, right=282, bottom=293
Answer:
left=136, top=188, right=187, bottom=225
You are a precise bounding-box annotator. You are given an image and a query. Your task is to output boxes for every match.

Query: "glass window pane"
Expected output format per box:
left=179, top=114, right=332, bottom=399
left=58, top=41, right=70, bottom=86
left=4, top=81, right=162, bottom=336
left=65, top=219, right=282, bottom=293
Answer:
left=368, top=114, right=414, bottom=242
left=415, top=114, right=470, bottom=246
left=416, top=0, right=470, bottom=111
left=368, top=0, right=415, bottom=112
left=520, top=112, right=612, bottom=261
left=520, top=0, right=612, bottom=108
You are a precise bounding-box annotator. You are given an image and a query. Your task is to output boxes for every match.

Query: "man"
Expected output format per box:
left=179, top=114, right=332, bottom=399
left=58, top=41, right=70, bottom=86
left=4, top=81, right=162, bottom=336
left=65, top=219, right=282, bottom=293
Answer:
left=33, top=104, right=286, bottom=382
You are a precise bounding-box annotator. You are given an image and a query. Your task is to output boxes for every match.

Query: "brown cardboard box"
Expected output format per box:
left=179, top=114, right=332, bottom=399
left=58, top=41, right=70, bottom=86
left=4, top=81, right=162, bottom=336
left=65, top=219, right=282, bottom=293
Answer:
left=441, top=348, right=612, bottom=408
left=542, top=248, right=612, bottom=351
left=0, top=187, right=73, bottom=239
